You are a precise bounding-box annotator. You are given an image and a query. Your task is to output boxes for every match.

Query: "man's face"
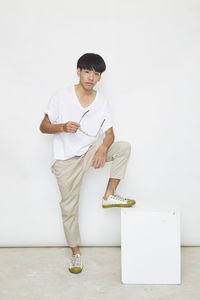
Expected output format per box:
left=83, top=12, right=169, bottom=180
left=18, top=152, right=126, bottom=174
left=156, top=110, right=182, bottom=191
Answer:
left=77, top=68, right=101, bottom=90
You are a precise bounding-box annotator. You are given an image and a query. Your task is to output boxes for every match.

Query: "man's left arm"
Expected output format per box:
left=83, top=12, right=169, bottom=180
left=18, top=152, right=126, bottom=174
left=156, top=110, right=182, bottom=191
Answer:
left=92, top=127, right=114, bottom=168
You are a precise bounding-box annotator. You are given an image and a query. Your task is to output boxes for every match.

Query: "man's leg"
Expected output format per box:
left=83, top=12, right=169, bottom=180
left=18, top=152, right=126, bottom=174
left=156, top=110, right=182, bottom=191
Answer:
left=82, top=140, right=131, bottom=199
left=103, top=178, right=120, bottom=200
left=103, top=141, right=131, bottom=199
left=52, top=157, right=85, bottom=255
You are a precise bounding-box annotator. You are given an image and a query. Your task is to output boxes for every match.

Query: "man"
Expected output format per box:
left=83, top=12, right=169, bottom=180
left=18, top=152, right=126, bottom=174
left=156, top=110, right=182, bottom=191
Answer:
left=40, top=53, right=136, bottom=274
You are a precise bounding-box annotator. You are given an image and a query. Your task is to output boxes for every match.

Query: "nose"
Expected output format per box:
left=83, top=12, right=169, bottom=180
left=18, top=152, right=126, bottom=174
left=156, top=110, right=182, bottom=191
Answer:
left=88, top=71, right=94, bottom=80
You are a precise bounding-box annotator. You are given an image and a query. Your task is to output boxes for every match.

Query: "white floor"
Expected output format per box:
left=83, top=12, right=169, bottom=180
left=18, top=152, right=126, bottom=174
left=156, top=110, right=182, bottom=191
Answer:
left=0, top=246, right=199, bottom=300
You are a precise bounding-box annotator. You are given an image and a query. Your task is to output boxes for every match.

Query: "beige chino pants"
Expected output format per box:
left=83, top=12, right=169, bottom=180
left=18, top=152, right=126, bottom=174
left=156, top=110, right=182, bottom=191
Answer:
left=52, top=140, right=131, bottom=248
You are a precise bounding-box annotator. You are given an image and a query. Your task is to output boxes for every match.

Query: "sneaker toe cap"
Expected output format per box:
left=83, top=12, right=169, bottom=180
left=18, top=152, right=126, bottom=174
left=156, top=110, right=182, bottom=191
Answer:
left=127, top=199, right=136, bottom=205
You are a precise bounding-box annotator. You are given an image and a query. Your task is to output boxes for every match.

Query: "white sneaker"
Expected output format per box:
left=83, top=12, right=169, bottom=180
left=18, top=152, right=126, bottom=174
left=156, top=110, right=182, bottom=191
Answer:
left=102, top=194, right=136, bottom=208
left=68, top=253, right=83, bottom=273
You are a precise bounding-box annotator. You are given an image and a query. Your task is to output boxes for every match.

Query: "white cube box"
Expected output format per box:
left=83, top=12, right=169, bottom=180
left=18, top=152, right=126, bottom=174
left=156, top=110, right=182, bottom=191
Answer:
left=121, top=206, right=181, bottom=284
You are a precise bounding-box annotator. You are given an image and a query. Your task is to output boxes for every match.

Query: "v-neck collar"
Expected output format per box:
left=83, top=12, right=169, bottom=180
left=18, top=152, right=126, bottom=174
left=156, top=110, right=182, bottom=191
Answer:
left=73, top=84, right=98, bottom=110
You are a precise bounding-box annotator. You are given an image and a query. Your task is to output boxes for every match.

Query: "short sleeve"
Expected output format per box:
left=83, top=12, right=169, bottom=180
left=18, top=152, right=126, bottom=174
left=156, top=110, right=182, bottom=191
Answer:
left=100, top=100, right=113, bottom=133
left=43, top=91, right=59, bottom=124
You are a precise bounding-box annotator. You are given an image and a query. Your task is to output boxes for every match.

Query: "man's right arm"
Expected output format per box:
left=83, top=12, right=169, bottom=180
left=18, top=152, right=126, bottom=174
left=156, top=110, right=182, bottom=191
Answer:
left=39, top=114, right=80, bottom=134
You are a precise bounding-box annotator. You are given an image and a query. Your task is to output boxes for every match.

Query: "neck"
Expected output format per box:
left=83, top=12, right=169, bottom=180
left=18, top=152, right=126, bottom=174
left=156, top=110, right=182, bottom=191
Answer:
left=75, top=83, right=94, bottom=97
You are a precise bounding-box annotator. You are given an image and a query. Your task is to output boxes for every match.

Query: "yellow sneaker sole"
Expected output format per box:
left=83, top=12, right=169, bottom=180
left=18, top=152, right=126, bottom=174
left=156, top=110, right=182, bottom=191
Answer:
left=102, top=200, right=136, bottom=208
left=69, top=267, right=82, bottom=273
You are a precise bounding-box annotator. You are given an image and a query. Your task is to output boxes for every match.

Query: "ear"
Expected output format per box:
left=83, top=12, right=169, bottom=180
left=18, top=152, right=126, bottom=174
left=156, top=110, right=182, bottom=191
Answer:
left=77, top=68, right=81, bottom=77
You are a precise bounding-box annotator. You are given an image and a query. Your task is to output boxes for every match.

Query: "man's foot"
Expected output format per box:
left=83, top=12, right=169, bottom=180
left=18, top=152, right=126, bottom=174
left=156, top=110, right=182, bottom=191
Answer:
left=102, top=194, right=136, bottom=208
left=68, top=253, right=83, bottom=273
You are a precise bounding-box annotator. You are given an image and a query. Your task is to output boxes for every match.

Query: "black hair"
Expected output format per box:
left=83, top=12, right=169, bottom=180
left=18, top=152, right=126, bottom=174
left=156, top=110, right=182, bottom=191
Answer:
left=77, top=53, right=106, bottom=74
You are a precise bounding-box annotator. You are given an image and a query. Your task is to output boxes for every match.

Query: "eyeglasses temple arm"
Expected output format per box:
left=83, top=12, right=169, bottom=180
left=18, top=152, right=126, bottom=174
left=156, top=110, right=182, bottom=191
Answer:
left=100, top=119, right=105, bottom=128
left=79, top=110, right=90, bottom=123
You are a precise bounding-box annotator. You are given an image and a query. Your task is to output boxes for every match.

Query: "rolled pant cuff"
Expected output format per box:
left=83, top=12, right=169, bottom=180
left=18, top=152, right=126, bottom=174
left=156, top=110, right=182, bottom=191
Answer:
left=110, top=174, right=124, bottom=180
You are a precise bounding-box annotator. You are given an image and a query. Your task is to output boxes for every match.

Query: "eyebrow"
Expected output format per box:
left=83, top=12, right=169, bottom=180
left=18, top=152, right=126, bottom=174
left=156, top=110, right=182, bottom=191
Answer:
left=85, top=69, right=100, bottom=73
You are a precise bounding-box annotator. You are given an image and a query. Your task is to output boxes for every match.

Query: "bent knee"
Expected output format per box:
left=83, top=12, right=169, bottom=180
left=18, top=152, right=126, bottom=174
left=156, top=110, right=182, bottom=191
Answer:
left=118, top=141, right=131, bottom=155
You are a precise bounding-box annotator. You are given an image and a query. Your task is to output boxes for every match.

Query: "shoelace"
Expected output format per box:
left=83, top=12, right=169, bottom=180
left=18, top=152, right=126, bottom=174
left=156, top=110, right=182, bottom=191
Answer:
left=71, top=254, right=82, bottom=267
left=112, top=194, right=126, bottom=203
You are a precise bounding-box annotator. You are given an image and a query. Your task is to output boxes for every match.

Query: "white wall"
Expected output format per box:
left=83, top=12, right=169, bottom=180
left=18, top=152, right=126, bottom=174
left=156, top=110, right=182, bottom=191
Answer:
left=1, top=0, right=200, bottom=246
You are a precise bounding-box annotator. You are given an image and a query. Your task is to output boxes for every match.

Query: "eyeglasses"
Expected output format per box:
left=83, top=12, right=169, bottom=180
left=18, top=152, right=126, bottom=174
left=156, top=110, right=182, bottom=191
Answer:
left=78, top=110, right=105, bottom=137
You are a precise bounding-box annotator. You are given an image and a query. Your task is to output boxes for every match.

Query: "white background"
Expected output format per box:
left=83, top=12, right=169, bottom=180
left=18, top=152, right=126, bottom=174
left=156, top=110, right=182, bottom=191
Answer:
left=1, top=0, right=200, bottom=246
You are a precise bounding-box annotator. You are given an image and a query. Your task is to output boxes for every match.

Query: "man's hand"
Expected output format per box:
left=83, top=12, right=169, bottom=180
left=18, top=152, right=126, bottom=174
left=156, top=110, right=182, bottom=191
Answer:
left=63, top=121, right=80, bottom=133
left=92, top=145, right=107, bottom=168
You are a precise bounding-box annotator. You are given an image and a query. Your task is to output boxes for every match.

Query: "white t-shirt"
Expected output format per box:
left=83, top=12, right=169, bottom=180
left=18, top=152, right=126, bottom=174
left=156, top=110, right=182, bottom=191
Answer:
left=43, top=84, right=113, bottom=172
